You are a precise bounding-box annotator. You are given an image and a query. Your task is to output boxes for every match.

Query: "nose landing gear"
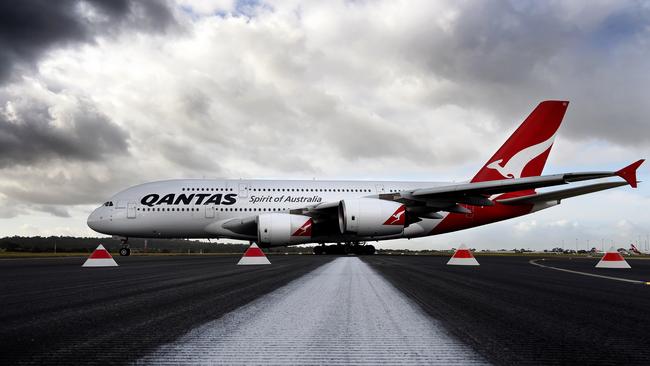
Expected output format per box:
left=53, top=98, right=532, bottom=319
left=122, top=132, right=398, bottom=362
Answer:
left=119, top=237, right=131, bottom=256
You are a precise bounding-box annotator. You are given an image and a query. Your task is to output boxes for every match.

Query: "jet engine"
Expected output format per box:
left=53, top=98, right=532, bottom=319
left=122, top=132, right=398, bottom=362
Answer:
left=257, top=213, right=313, bottom=246
left=338, top=198, right=406, bottom=237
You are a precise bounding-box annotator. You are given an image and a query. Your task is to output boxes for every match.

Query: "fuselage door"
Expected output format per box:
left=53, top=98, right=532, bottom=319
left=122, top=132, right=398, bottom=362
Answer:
left=127, top=202, right=136, bottom=219
left=375, top=184, right=385, bottom=193
left=238, top=182, right=249, bottom=198
left=205, top=205, right=215, bottom=219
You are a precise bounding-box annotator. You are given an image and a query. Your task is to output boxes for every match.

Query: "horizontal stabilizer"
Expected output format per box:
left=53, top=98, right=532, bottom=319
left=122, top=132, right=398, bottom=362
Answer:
left=615, top=159, right=644, bottom=188
left=497, top=181, right=628, bottom=205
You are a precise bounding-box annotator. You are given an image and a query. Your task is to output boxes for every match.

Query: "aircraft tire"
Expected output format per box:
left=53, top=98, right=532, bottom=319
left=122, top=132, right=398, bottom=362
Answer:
left=313, top=246, right=323, bottom=255
left=120, top=247, right=131, bottom=256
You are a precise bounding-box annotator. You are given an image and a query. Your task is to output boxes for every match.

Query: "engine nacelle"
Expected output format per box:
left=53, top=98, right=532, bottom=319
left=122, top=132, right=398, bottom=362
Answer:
left=338, top=198, right=406, bottom=237
left=257, top=213, right=313, bottom=246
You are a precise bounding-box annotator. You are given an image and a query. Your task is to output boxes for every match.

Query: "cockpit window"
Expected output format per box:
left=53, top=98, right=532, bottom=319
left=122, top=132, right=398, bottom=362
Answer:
left=103, top=201, right=114, bottom=207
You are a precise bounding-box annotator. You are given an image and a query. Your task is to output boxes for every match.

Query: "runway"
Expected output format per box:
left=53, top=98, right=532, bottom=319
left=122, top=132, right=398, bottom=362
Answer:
left=139, top=257, right=486, bottom=365
left=0, top=255, right=331, bottom=365
left=2, top=255, right=650, bottom=365
left=365, top=255, right=650, bottom=365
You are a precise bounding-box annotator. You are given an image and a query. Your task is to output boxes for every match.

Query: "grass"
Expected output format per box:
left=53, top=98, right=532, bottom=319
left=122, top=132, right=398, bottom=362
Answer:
left=1, top=250, right=648, bottom=259
left=0, top=251, right=311, bottom=258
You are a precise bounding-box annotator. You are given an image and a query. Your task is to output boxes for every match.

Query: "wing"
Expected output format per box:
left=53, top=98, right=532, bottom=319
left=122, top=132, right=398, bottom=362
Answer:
left=208, top=160, right=643, bottom=236
left=497, top=181, right=628, bottom=205
left=301, top=160, right=644, bottom=220
left=393, top=159, right=643, bottom=215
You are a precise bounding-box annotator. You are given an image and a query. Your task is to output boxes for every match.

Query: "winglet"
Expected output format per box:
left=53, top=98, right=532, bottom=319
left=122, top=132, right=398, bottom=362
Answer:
left=616, top=159, right=645, bottom=188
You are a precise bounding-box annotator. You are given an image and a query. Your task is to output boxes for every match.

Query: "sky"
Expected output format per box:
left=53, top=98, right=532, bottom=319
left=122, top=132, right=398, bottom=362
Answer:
left=0, top=0, right=648, bottom=250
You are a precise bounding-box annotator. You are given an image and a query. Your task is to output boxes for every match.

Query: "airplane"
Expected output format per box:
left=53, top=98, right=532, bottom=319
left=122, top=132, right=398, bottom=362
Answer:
left=87, top=101, right=644, bottom=256
left=629, top=244, right=648, bottom=255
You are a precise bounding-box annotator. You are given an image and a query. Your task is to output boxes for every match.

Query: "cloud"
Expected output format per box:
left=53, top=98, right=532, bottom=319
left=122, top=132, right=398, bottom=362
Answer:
left=0, top=84, right=129, bottom=168
left=33, top=205, right=71, bottom=218
left=0, top=0, right=178, bottom=84
left=0, top=0, right=647, bottom=247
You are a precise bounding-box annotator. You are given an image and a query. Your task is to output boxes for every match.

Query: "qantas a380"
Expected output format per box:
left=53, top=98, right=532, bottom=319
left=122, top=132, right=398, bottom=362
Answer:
left=87, top=101, right=644, bottom=256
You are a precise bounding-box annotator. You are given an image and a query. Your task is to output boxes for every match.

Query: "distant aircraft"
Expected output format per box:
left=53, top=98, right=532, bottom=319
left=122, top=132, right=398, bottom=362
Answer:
left=630, top=244, right=648, bottom=255
left=87, top=101, right=644, bottom=256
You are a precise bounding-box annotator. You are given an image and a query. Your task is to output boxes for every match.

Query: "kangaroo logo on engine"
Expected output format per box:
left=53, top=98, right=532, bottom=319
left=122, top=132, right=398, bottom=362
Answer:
left=140, top=193, right=237, bottom=206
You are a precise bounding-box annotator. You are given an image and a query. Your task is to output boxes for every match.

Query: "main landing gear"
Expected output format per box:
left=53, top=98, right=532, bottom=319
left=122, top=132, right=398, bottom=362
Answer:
left=119, top=237, right=131, bottom=256
left=313, top=243, right=375, bottom=255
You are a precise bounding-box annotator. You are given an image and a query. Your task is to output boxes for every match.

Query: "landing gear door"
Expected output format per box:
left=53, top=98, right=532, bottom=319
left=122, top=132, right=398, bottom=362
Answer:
left=127, top=202, right=136, bottom=219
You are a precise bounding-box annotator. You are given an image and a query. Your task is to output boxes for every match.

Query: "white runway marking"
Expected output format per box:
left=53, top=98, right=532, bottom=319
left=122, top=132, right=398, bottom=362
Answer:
left=529, top=259, right=649, bottom=285
left=139, top=257, right=488, bottom=365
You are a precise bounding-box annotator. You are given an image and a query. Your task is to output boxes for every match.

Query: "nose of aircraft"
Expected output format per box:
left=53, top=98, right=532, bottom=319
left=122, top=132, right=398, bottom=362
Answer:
left=87, top=207, right=107, bottom=233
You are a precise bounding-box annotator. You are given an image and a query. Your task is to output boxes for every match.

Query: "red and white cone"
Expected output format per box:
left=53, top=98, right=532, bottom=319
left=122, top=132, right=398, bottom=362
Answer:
left=237, top=243, right=271, bottom=265
left=447, top=244, right=479, bottom=266
left=82, top=244, right=118, bottom=267
left=596, top=247, right=631, bottom=268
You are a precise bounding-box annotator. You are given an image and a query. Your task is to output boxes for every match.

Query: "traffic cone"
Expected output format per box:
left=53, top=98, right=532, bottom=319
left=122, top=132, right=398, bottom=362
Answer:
left=82, top=244, right=118, bottom=267
left=596, top=247, right=631, bottom=268
left=237, top=243, right=271, bottom=265
left=447, top=244, right=479, bottom=266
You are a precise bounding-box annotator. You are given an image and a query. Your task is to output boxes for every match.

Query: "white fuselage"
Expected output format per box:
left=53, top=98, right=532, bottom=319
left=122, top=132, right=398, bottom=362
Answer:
left=87, top=179, right=450, bottom=244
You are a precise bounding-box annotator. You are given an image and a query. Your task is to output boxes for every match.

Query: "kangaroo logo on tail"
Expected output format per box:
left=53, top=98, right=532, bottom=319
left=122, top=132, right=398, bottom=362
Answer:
left=486, top=133, right=556, bottom=179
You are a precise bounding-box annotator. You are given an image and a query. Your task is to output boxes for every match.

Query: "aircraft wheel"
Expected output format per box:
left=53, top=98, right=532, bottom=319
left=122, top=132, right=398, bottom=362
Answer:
left=365, top=245, right=376, bottom=255
left=120, top=247, right=131, bottom=256
left=313, top=246, right=323, bottom=255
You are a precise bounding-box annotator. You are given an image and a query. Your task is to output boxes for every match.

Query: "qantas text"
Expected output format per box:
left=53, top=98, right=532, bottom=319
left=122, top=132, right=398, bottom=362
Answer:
left=141, top=193, right=237, bottom=206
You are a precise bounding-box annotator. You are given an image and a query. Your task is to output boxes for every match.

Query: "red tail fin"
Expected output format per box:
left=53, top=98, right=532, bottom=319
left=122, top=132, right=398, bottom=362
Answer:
left=472, top=101, right=569, bottom=183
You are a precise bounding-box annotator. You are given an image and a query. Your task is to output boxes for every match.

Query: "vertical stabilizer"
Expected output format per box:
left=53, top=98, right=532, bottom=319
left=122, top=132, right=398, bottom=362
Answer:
left=472, top=101, right=569, bottom=183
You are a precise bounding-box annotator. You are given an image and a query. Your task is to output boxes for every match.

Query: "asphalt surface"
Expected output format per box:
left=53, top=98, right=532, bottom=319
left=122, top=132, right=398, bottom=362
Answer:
left=0, top=255, right=332, bottom=365
left=140, top=257, right=487, bottom=365
left=538, top=257, right=650, bottom=282
left=364, top=255, right=650, bottom=366
left=4, top=255, right=650, bottom=365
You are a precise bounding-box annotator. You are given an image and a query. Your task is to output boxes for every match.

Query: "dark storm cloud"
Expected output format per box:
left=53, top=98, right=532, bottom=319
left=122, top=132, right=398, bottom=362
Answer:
left=0, top=0, right=177, bottom=83
left=0, top=99, right=129, bottom=167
